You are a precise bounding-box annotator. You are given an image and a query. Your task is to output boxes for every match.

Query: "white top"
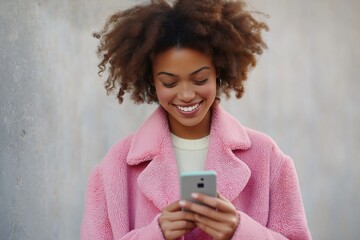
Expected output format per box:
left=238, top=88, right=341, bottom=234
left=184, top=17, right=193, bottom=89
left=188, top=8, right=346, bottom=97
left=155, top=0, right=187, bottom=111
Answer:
left=170, top=133, right=209, bottom=174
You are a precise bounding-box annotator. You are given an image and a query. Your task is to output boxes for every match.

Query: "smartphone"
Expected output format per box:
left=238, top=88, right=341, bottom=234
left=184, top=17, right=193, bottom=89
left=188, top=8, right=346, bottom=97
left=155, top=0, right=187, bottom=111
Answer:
left=180, top=171, right=217, bottom=209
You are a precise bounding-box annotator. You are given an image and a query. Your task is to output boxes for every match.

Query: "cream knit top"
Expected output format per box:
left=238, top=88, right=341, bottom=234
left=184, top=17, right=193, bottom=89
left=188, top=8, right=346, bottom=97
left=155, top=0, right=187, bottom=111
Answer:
left=170, top=133, right=209, bottom=174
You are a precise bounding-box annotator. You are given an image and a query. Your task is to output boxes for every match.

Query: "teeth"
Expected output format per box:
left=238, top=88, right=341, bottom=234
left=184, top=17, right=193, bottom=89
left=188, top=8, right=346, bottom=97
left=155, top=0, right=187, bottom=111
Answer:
left=177, top=103, right=199, bottom=112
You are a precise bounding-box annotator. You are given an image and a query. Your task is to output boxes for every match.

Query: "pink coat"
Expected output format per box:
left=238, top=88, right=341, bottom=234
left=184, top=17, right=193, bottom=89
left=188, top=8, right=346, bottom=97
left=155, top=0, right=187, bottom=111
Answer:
left=81, top=104, right=311, bottom=239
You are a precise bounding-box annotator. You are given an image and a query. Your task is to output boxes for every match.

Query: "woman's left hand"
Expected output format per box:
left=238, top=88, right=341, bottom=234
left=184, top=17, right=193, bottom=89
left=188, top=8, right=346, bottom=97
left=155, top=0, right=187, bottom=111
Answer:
left=179, top=192, right=239, bottom=240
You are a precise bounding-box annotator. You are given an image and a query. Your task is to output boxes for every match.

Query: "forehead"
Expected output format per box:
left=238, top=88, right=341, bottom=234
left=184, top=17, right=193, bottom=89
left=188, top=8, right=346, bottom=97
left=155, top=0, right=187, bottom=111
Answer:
left=152, top=47, right=214, bottom=74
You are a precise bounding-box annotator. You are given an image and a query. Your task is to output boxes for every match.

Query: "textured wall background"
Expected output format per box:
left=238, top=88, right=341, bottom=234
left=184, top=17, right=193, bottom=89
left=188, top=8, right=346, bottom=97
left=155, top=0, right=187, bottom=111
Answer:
left=0, top=0, right=359, bottom=239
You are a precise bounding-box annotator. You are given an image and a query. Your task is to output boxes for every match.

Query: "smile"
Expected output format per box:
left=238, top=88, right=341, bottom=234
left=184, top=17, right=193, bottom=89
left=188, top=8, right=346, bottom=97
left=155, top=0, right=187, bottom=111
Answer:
left=176, top=103, right=200, bottom=112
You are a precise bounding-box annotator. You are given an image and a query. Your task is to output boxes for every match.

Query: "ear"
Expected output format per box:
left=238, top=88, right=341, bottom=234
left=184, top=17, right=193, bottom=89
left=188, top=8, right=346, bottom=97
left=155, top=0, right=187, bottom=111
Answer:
left=148, top=75, right=155, bottom=86
left=148, top=66, right=157, bottom=85
left=215, top=68, right=221, bottom=78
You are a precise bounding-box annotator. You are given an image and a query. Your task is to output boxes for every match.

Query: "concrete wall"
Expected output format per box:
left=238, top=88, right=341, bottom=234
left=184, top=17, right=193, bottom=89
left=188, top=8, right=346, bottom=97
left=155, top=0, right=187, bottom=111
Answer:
left=0, top=0, right=359, bottom=239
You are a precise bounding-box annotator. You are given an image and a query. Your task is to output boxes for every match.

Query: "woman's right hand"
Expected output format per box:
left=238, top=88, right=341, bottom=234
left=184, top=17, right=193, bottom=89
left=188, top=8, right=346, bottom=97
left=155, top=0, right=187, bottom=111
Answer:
left=159, top=201, right=196, bottom=240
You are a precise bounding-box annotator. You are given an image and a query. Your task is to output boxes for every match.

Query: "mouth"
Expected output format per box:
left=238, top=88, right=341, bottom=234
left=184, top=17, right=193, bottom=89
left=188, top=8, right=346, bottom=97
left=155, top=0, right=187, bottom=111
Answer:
left=175, top=102, right=201, bottom=113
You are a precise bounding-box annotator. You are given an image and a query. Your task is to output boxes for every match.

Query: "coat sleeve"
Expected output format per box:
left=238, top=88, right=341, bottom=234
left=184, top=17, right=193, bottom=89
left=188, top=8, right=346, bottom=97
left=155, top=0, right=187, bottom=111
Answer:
left=231, top=152, right=312, bottom=239
left=80, top=166, right=165, bottom=240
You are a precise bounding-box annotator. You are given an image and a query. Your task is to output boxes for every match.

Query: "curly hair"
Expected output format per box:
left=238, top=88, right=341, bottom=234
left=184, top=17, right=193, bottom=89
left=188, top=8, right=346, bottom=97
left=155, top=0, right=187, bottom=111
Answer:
left=94, top=0, right=268, bottom=104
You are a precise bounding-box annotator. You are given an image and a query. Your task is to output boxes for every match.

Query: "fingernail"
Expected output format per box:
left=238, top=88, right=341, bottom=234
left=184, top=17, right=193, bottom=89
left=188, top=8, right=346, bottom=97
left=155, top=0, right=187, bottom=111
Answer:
left=191, top=193, right=198, bottom=199
left=179, top=200, right=186, bottom=207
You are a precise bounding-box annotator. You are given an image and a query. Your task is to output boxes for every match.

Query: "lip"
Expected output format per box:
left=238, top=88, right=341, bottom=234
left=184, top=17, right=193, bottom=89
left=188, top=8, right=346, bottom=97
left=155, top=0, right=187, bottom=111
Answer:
left=173, top=101, right=203, bottom=116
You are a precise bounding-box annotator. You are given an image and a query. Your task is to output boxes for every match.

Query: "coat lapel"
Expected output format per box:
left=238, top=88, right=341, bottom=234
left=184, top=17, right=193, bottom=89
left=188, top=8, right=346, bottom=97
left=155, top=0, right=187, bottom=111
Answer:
left=205, top=103, right=252, bottom=202
left=136, top=147, right=180, bottom=210
left=127, top=107, right=180, bottom=210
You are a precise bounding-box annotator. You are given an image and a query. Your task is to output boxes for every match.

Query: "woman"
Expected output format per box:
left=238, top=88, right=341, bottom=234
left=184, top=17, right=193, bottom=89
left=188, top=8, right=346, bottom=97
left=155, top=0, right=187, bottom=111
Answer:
left=81, top=0, right=312, bottom=239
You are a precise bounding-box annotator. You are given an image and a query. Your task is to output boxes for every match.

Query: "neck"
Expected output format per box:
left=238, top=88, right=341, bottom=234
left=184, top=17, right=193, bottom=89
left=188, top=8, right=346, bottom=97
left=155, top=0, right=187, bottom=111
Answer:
left=169, top=110, right=212, bottom=140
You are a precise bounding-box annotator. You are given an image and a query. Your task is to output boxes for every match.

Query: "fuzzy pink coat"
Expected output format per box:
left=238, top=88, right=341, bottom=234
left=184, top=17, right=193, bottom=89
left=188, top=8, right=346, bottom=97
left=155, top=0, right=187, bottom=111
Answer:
left=81, top=104, right=311, bottom=239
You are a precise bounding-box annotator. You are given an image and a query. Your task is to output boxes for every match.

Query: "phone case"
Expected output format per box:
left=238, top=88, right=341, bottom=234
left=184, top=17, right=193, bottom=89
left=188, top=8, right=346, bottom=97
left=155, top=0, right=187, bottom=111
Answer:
left=180, top=171, right=217, bottom=207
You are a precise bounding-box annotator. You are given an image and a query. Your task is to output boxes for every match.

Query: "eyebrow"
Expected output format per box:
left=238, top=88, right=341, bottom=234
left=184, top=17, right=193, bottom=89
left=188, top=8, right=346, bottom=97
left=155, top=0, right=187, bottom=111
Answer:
left=157, top=66, right=211, bottom=77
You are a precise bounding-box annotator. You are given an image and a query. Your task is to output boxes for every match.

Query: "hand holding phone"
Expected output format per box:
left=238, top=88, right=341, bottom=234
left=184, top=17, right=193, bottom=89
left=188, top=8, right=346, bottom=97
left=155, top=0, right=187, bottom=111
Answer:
left=179, top=171, right=239, bottom=239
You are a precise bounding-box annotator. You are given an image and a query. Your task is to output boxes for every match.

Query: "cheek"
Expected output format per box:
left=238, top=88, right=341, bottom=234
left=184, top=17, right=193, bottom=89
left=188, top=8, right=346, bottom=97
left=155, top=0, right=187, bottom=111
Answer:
left=155, top=87, right=173, bottom=103
left=199, top=83, right=217, bottom=98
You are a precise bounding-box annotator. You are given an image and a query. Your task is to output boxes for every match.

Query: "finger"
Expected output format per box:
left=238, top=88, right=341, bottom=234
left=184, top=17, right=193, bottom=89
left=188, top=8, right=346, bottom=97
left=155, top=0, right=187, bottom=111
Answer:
left=216, top=192, right=226, bottom=201
left=162, top=220, right=196, bottom=231
left=191, top=193, right=235, bottom=212
left=180, top=199, right=239, bottom=224
left=160, top=210, right=196, bottom=222
left=179, top=200, right=223, bottom=222
left=163, top=201, right=182, bottom=212
left=163, top=229, right=191, bottom=240
left=195, top=213, right=238, bottom=232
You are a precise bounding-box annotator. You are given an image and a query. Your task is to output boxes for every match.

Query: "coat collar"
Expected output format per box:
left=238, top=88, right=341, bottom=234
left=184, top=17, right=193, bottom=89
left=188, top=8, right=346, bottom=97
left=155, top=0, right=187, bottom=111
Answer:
left=127, top=103, right=252, bottom=210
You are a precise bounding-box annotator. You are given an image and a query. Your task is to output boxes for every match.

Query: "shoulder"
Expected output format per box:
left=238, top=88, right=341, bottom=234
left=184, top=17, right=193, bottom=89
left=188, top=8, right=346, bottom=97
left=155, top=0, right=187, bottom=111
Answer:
left=95, top=134, right=135, bottom=173
left=84, top=133, right=135, bottom=190
left=95, top=107, right=168, bottom=171
left=244, top=127, right=294, bottom=177
left=245, top=127, right=280, bottom=152
left=213, top=104, right=282, bottom=152
left=245, top=126, right=289, bottom=159
left=84, top=133, right=138, bottom=193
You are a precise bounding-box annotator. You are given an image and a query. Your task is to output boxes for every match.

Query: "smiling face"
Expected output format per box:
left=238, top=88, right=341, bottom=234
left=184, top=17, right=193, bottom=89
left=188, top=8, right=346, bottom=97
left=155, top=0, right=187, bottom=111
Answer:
left=152, top=48, right=217, bottom=139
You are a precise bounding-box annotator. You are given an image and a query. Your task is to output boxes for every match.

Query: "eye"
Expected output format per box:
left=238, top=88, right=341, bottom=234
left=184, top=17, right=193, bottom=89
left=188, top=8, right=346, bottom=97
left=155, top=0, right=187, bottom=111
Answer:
left=193, top=79, right=208, bottom=85
left=162, top=81, right=177, bottom=88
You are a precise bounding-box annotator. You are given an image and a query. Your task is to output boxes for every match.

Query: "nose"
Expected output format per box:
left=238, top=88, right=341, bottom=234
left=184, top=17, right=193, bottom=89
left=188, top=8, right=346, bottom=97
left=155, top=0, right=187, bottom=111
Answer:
left=177, top=83, right=196, bottom=102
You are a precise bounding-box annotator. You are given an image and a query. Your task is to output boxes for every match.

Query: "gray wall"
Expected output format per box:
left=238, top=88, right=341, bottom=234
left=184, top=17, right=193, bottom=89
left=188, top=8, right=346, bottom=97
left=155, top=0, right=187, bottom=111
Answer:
left=0, top=0, right=359, bottom=239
